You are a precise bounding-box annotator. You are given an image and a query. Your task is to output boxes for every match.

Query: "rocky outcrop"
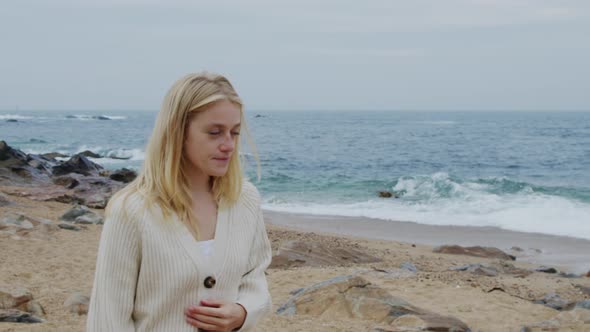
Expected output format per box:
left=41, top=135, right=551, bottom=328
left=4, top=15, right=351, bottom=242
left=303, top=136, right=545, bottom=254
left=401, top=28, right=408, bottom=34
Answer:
left=277, top=275, right=470, bottom=331
left=270, top=240, right=382, bottom=269
left=1, top=141, right=128, bottom=207
left=433, top=245, right=515, bottom=261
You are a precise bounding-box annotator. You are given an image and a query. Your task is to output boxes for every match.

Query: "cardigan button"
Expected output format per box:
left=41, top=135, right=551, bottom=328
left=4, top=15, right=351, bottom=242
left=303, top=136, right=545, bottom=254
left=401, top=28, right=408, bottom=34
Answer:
left=204, top=276, right=216, bottom=289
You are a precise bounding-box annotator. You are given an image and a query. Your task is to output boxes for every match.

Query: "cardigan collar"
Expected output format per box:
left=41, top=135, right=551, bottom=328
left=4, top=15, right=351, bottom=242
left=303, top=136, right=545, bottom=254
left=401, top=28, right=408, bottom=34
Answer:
left=173, top=200, right=231, bottom=282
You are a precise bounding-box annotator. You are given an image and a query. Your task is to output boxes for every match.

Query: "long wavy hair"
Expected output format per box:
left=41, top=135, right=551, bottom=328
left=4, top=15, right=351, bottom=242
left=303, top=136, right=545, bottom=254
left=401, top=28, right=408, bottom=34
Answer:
left=108, top=72, right=260, bottom=239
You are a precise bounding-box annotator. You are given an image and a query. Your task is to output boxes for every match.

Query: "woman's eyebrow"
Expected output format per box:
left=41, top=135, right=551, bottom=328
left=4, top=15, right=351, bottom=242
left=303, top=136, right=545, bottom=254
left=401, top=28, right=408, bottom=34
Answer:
left=208, top=122, right=241, bottom=128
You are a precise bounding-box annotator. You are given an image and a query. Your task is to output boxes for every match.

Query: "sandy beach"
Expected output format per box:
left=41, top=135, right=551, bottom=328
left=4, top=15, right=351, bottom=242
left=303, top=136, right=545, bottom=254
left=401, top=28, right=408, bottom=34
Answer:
left=1, top=192, right=589, bottom=331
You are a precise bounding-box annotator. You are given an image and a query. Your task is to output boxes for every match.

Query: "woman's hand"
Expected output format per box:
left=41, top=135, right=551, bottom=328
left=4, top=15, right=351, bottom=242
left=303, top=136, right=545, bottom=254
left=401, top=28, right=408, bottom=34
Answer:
left=185, top=299, right=247, bottom=331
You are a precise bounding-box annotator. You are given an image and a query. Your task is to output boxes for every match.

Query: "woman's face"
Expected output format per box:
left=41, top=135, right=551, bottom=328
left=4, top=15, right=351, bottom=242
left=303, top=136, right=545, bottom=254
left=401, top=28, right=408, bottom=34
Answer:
left=184, top=99, right=241, bottom=178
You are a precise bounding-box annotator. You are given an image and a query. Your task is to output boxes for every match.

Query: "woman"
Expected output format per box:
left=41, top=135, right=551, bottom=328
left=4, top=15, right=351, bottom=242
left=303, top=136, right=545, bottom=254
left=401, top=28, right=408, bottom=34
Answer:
left=87, top=72, right=272, bottom=331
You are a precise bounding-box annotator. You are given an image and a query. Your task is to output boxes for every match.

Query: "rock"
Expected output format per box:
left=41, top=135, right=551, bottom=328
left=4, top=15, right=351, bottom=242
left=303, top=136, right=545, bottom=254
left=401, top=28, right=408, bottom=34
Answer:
left=378, top=191, right=399, bottom=198
left=109, top=168, right=137, bottom=183
left=0, top=141, right=52, bottom=185
left=586, top=270, right=590, bottom=278
left=0, top=288, right=45, bottom=323
left=1, top=215, right=33, bottom=229
left=510, top=246, right=524, bottom=252
left=60, top=204, right=94, bottom=221
left=58, top=223, right=81, bottom=231
left=0, top=309, right=44, bottom=323
left=52, top=155, right=103, bottom=176
left=277, top=275, right=423, bottom=320
left=535, top=266, right=558, bottom=274
left=53, top=175, right=80, bottom=188
left=6, top=119, right=18, bottom=123
left=450, top=263, right=498, bottom=277
left=17, top=300, right=45, bottom=317
left=74, top=213, right=103, bottom=225
left=0, top=288, right=33, bottom=309
left=78, top=150, right=101, bottom=158
left=277, top=275, right=470, bottom=331
left=378, top=191, right=393, bottom=198
left=92, top=115, right=110, bottom=120
left=533, top=293, right=576, bottom=311
left=400, top=262, right=418, bottom=273
left=270, top=240, right=382, bottom=269
left=433, top=245, right=515, bottom=261
left=63, top=293, right=89, bottom=315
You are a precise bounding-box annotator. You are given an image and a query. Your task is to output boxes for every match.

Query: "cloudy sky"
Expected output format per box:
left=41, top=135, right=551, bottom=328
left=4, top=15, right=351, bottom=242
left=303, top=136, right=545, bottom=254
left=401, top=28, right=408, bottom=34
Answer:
left=1, top=0, right=589, bottom=111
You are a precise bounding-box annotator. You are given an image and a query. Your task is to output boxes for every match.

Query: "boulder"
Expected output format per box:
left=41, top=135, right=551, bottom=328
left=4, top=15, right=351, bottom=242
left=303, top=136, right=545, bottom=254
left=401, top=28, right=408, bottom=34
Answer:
left=0, top=141, right=52, bottom=185
left=270, top=240, right=381, bottom=269
left=277, top=275, right=423, bottom=321
left=533, top=293, right=576, bottom=311
left=52, top=155, right=103, bottom=176
left=433, top=245, right=515, bottom=261
left=109, top=168, right=137, bottom=183
left=277, top=275, right=470, bottom=331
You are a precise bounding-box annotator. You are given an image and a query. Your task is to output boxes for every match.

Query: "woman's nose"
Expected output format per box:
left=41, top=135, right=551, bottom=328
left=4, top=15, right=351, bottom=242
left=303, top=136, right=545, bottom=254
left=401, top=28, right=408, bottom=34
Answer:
left=219, top=133, right=235, bottom=152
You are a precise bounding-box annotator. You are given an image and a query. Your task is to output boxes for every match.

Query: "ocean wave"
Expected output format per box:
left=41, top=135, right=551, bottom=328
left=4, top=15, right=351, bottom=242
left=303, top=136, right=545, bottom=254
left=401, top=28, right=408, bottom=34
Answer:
left=65, top=115, right=127, bottom=120
left=261, top=172, right=590, bottom=240
left=0, top=114, right=34, bottom=120
left=262, top=193, right=590, bottom=240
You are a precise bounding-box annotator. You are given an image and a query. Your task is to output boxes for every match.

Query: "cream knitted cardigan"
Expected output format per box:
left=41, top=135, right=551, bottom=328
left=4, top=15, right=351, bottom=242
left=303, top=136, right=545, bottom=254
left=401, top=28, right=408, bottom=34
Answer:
left=87, top=181, right=272, bottom=331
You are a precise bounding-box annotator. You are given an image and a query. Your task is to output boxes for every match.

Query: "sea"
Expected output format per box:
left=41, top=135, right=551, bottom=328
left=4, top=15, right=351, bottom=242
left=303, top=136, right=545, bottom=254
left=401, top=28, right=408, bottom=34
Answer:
left=1, top=110, right=589, bottom=240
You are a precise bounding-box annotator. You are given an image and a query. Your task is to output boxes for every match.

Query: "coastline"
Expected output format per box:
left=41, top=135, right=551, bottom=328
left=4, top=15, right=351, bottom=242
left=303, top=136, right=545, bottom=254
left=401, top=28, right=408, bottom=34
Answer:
left=1, top=193, right=589, bottom=331
left=264, top=210, right=590, bottom=274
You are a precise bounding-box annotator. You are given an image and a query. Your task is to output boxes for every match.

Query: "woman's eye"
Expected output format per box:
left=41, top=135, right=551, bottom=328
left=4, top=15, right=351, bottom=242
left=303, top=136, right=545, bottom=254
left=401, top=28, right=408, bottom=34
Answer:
left=231, top=132, right=240, bottom=136
left=209, top=132, right=221, bottom=135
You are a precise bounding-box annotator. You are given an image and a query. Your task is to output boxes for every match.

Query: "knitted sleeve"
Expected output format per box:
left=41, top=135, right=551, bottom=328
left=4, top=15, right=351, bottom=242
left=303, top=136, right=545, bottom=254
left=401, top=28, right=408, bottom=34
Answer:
left=235, top=188, right=273, bottom=331
left=86, top=195, right=142, bottom=332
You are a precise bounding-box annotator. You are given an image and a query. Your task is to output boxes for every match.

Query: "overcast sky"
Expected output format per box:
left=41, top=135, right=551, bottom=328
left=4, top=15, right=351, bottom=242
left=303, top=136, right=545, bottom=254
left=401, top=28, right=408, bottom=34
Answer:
left=1, top=0, right=589, bottom=111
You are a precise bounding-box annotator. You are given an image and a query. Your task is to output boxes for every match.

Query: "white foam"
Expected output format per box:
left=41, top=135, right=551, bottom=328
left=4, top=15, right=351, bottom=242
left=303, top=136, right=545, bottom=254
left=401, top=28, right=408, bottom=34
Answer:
left=262, top=173, right=590, bottom=240
left=0, top=114, right=34, bottom=120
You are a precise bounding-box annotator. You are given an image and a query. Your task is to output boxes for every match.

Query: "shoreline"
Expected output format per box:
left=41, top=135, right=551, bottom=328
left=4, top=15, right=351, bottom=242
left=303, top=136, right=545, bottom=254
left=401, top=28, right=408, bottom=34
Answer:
left=264, top=210, right=590, bottom=274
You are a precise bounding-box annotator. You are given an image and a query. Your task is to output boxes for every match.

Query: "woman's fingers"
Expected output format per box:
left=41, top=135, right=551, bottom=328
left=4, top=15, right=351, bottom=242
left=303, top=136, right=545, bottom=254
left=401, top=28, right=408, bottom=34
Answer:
left=188, top=305, right=225, bottom=318
left=185, top=315, right=219, bottom=331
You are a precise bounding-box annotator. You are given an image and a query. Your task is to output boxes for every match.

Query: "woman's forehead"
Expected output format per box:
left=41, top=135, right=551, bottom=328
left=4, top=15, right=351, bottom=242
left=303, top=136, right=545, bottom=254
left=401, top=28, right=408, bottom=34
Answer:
left=193, top=101, right=241, bottom=126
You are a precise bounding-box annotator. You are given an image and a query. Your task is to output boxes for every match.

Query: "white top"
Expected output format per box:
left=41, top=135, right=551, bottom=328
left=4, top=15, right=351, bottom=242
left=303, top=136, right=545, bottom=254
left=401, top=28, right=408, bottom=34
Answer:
left=86, top=181, right=272, bottom=332
left=196, top=239, right=214, bottom=257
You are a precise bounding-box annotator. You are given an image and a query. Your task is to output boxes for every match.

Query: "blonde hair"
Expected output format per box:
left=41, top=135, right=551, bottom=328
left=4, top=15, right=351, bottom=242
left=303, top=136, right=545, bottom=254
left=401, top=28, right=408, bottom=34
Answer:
left=108, top=72, right=260, bottom=239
